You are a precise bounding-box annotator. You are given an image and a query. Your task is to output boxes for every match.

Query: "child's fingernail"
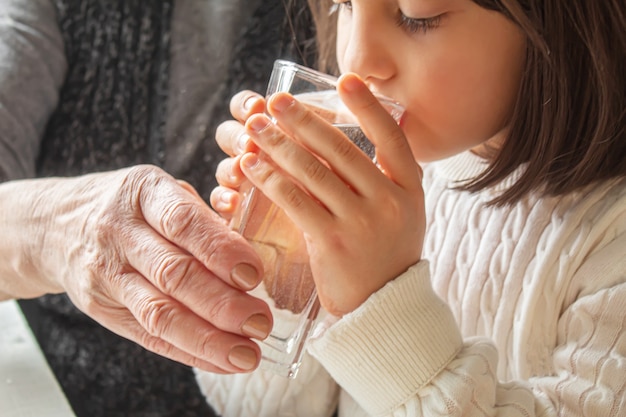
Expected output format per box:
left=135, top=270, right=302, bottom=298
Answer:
left=341, top=73, right=362, bottom=92
left=241, top=154, right=260, bottom=170
left=236, top=133, right=250, bottom=154
left=243, top=95, right=261, bottom=111
left=270, top=94, right=295, bottom=113
left=219, top=189, right=235, bottom=204
left=248, top=116, right=271, bottom=133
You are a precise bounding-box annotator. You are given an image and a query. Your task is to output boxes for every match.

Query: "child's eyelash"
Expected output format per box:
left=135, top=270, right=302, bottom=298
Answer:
left=396, top=13, right=442, bottom=34
left=329, top=1, right=442, bottom=35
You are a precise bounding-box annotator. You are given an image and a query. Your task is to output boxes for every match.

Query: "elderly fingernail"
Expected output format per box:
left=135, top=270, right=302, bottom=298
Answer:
left=228, top=346, right=258, bottom=371
left=242, top=314, right=271, bottom=340
left=231, top=263, right=259, bottom=290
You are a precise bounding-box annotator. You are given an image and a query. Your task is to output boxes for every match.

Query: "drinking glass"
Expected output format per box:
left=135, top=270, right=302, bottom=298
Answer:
left=230, top=60, right=404, bottom=378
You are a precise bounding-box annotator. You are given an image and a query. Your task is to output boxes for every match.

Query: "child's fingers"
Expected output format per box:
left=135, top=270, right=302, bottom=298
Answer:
left=216, top=91, right=265, bottom=158
left=215, top=156, right=246, bottom=190
left=216, top=121, right=259, bottom=157
left=229, top=90, right=266, bottom=123
left=337, top=73, right=422, bottom=192
left=244, top=113, right=360, bottom=217
left=209, top=185, right=240, bottom=220
left=264, top=93, right=385, bottom=202
left=238, top=151, right=335, bottom=235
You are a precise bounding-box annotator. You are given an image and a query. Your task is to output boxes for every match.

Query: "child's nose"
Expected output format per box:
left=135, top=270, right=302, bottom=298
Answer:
left=338, top=12, right=396, bottom=83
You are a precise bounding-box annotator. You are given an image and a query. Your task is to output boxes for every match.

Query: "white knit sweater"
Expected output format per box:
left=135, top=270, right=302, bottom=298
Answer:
left=195, top=151, right=626, bottom=417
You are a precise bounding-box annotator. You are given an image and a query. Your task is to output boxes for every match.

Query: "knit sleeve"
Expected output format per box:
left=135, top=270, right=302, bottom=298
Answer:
left=308, top=251, right=626, bottom=417
left=0, top=0, right=67, bottom=181
left=194, top=351, right=339, bottom=417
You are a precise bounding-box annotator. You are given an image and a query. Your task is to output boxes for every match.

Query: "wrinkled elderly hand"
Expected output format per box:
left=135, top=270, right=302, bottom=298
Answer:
left=0, top=166, right=271, bottom=373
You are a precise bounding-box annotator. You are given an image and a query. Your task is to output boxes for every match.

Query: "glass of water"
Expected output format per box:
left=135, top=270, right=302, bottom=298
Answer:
left=230, top=60, right=404, bottom=379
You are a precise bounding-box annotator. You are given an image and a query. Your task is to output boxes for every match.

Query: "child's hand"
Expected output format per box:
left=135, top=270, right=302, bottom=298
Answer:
left=210, top=91, right=265, bottom=220
left=241, top=74, right=425, bottom=317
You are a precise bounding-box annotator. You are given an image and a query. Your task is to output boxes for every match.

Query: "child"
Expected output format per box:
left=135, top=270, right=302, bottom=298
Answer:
left=198, top=0, right=626, bottom=415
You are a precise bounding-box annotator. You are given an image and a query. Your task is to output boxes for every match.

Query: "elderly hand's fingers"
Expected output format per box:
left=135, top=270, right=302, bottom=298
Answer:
left=229, top=90, right=266, bottom=123
left=22, top=167, right=270, bottom=373
left=176, top=179, right=203, bottom=200
left=89, top=271, right=262, bottom=373
left=90, top=303, right=237, bottom=374
left=126, top=166, right=263, bottom=292
left=119, top=220, right=272, bottom=333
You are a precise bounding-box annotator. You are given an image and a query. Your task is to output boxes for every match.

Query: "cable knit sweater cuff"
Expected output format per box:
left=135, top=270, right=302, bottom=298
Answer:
left=308, top=261, right=463, bottom=416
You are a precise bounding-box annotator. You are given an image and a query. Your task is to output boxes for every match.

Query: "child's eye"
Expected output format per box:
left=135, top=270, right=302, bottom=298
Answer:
left=330, top=2, right=441, bottom=35
left=396, top=13, right=443, bottom=34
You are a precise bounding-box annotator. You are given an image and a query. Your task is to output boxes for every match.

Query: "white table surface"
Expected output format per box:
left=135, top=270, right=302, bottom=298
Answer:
left=0, top=299, right=75, bottom=417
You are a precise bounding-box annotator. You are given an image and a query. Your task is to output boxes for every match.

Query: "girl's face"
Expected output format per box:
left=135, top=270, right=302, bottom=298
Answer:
left=334, top=0, right=527, bottom=162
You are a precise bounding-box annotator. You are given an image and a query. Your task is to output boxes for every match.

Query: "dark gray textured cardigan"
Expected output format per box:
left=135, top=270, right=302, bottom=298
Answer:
left=14, top=0, right=316, bottom=415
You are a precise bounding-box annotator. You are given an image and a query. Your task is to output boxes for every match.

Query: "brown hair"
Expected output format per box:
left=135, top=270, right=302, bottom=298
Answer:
left=306, top=0, right=626, bottom=205
left=306, top=0, right=339, bottom=73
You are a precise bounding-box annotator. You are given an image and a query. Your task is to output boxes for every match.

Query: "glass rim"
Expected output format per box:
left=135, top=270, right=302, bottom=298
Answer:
left=270, top=59, right=405, bottom=124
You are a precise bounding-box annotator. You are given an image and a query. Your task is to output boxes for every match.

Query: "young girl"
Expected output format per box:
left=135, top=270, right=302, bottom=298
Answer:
left=198, top=0, right=626, bottom=415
